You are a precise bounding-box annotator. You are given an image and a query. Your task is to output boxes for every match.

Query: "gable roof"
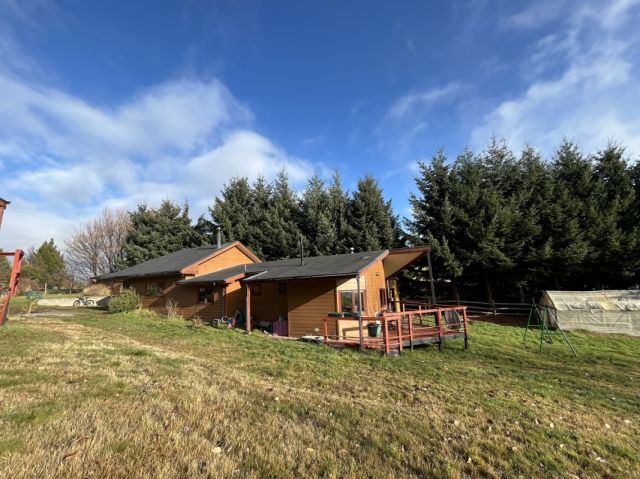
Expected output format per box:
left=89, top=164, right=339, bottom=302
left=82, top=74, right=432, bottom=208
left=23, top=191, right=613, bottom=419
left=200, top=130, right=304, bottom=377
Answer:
left=243, top=250, right=389, bottom=282
left=176, top=250, right=388, bottom=285
left=98, top=242, right=251, bottom=280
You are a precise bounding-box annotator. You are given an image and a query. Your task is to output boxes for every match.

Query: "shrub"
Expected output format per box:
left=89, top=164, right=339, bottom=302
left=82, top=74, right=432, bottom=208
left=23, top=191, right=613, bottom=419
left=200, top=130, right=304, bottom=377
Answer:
left=108, top=288, right=141, bottom=313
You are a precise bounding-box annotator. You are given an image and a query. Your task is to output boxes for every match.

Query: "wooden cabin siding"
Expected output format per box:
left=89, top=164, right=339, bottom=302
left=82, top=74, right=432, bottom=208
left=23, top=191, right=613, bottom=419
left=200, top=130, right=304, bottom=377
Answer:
left=247, top=282, right=288, bottom=323
left=196, top=245, right=257, bottom=275
left=125, top=275, right=223, bottom=320
left=224, top=281, right=245, bottom=317
left=363, top=259, right=386, bottom=316
left=287, top=278, right=337, bottom=337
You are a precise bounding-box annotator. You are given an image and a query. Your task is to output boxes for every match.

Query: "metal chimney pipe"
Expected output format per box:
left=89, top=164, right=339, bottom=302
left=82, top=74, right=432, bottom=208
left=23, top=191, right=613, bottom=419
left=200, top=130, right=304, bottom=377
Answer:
left=217, top=228, right=222, bottom=249
left=299, top=235, right=305, bottom=265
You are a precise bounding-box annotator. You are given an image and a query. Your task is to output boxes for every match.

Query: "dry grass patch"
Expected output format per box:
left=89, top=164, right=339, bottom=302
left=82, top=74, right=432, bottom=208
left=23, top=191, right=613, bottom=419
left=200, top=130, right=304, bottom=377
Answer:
left=0, top=310, right=638, bottom=478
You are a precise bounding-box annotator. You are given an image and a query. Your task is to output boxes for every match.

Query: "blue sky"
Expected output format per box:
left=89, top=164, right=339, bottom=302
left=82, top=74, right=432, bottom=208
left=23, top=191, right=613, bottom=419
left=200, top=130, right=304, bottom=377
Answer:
left=1, top=0, right=640, bottom=250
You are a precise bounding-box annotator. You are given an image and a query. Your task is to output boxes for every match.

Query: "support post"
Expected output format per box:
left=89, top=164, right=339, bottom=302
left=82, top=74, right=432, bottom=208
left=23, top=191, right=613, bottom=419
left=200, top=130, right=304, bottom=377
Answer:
left=408, top=311, right=414, bottom=350
left=357, top=274, right=363, bottom=350
left=383, top=317, right=390, bottom=354
left=245, top=284, right=252, bottom=332
left=462, top=307, right=469, bottom=350
left=437, top=310, right=443, bottom=352
left=426, top=250, right=436, bottom=306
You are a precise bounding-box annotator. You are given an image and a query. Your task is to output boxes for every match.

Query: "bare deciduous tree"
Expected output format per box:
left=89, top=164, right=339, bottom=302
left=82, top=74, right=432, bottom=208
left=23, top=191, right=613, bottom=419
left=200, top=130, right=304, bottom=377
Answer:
left=65, top=207, right=131, bottom=283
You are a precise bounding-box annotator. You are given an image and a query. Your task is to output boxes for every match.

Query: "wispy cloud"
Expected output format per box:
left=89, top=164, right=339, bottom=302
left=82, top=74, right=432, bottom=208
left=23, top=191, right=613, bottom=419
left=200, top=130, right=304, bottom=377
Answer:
left=0, top=34, right=315, bottom=251
left=472, top=0, right=640, bottom=155
left=384, top=82, right=464, bottom=123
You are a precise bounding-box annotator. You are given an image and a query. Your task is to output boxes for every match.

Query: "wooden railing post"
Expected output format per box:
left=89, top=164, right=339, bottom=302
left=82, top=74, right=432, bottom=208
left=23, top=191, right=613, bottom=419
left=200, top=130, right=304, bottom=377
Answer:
left=462, top=307, right=469, bottom=350
left=397, top=316, right=404, bottom=353
left=383, top=317, right=390, bottom=354
left=408, top=311, right=414, bottom=350
left=323, top=317, right=329, bottom=341
left=437, top=310, right=443, bottom=352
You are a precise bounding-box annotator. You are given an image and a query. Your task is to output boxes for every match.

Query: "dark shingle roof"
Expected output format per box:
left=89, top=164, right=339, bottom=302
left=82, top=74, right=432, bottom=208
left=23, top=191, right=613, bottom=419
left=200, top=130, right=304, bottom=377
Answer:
left=178, top=250, right=388, bottom=285
left=243, top=250, right=387, bottom=282
left=98, top=243, right=233, bottom=280
left=177, top=264, right=255, bottom=284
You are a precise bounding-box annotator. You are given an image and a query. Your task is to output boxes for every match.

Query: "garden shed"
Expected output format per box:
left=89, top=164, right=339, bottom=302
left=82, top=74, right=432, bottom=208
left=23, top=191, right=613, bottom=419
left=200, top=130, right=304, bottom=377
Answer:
left=540, top=290, right=640, bottom=336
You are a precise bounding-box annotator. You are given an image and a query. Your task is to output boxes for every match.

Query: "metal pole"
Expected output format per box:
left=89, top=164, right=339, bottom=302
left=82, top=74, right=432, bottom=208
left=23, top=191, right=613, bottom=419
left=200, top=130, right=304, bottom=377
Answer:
left=357, top=274, right=363, bottom=349
left=426, top=251, right=436, bottom=306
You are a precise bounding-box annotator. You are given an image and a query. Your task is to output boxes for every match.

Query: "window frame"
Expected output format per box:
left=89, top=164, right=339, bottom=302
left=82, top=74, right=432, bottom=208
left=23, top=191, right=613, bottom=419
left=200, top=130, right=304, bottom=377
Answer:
left=145, top=282, right=163, bottom=297
left=197, top=286, right=215, bottom=304
left=338, top=290, right=366, bottom=313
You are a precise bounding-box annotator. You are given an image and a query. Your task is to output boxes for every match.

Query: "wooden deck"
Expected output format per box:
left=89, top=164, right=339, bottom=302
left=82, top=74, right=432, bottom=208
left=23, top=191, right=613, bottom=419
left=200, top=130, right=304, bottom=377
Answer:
left=323, top=305, right=469, bottom=354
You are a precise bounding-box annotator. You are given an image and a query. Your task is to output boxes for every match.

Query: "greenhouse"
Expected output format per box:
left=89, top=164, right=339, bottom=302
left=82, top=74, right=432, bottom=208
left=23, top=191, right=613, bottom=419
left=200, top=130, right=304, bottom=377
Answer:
left=540, top=290, right=640, bottom=336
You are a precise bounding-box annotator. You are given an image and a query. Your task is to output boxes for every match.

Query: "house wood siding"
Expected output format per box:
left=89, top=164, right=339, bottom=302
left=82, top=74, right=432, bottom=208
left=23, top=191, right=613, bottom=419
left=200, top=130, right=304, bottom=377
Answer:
left=126, top=274, right=224, bottom=319
left=287, top=278, right=337, bottom=337
left=196, top=245, right=258, bottom=275
left=224, top=281, right=244, bottom=317
left=248, top=282, right=288, bottom=324
left=363, top=259, right=386, bottom=316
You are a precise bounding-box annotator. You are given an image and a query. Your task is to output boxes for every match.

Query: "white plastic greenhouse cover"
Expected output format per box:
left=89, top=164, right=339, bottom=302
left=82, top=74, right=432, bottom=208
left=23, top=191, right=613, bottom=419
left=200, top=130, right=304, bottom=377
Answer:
left=540, top=290, right=640, bottom=336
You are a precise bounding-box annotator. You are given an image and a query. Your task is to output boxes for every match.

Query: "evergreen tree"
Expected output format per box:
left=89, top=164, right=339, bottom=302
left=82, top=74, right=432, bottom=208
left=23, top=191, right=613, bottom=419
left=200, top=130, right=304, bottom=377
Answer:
left=271, top=170, right=303, bottom=259
left=350, top=175, right=396, bottom=251
left=299, top=174, right=335, bottom=256
left=327, top=171, right=356, bottom=254
left=543, top=140, right=596, bottom=289
left=209, top=177, right=253, bottom=249
left=407, top=151, right=463, bottom=298
left=590, top=144, right=636, bottom=287
left=23, top=239, right=67, bottom=288
left=247, top=175, right=274, bottom=258
left=122, top=200, right=205, bottom=267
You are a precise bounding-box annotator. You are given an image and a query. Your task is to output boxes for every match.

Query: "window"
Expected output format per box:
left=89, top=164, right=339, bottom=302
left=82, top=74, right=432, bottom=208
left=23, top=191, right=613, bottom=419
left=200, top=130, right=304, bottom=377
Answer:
left=278, top=283, right=287, bottom=294
left=379, top=288, right=388, bottom=308
left=198, top=286, right=215, bottom=304
left=339, top=290, right=366, bottom=313
left=251, top=284, right=262, bottom=296
left=145, top=282, right=163, bottom=297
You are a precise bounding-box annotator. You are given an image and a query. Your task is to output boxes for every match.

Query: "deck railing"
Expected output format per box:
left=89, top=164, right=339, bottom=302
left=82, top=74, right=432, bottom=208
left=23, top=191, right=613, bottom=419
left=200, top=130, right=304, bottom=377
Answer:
left=323, top=305, right=468, bottom=354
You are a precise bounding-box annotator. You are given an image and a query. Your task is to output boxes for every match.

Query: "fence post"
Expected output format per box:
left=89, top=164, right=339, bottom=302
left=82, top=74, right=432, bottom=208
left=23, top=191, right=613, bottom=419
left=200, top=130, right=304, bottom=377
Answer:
left=437, top=310, right=443, bottom=351
left=408, top=312, right=414, bottom=350
left=492, top=300, right=496, bottom=318
left=323, top=317, right=328, bottom=341
left=462, top=308, right=469, bottom=350
left=397, top=316, right=404, bottom=353
left=383, top=317, right=390, bottom=354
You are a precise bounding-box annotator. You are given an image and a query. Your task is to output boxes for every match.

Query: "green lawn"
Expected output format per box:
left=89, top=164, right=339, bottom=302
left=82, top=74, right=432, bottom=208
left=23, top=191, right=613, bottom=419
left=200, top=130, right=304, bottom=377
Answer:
left=0, top=306, right=638, bottom=478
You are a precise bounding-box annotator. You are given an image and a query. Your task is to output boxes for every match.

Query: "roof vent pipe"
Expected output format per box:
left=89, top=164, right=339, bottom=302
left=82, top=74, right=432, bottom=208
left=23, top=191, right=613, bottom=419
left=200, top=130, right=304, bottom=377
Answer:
left=299, top=235, right=305, bottom=265
left=217, top=228, right=222, bottom=249
left=350, top=247, right=354, bottom=254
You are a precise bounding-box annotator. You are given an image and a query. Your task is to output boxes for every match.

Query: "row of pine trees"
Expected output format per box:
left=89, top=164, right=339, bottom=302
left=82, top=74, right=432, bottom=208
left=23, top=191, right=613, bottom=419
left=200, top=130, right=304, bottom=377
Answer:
left=20, top=138, right=635, bottom=301
left=122, top=172, right=403, bottom=266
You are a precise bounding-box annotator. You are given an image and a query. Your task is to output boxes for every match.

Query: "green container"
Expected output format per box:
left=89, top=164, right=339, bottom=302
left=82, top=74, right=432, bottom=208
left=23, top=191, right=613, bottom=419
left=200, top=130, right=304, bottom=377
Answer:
left=367, top=323, right=381, bottom=337
left=327, top=312, right=344, bottom=318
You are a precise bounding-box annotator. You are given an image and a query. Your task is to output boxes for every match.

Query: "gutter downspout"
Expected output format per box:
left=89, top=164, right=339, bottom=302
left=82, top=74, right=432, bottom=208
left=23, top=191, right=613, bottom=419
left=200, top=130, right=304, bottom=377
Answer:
left=427, top=250, right=436, bottom=306
left=357, top=273, right=363, bottom=349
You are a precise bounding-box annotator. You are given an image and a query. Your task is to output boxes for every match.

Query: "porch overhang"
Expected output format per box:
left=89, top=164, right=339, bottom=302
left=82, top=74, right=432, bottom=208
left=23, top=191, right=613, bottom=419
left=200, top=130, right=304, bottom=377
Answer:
left=382, top=246, right=431, bottom=278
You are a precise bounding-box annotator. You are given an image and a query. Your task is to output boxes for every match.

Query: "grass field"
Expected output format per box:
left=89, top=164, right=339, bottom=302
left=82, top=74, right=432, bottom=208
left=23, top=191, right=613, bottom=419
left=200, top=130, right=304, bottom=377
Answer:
left=0, top=303, right=638, bottom=478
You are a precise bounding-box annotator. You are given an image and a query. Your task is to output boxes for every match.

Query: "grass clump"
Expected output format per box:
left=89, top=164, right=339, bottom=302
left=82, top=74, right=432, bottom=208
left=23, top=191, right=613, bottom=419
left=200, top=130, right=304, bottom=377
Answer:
left=107, top=288, right=140, bottom=313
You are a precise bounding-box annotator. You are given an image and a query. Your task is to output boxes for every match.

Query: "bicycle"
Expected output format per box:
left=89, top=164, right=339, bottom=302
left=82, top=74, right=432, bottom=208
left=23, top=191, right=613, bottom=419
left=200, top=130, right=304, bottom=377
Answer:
left=73, top=296, right=95, bottom=307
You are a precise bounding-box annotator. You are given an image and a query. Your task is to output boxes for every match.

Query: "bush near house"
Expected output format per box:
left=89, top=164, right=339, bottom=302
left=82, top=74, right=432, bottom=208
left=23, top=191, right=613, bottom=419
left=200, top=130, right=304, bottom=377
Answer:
left=107, top=288, right=140, bottom=313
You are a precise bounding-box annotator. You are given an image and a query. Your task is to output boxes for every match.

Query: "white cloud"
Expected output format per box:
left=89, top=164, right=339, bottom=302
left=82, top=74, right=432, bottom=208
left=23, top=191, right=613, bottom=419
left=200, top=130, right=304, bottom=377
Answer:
left=0, top=55, right=313, bottom=251
left=384, top=82, right=464, bottom=123
left=471, top=0, right=640, bottom=156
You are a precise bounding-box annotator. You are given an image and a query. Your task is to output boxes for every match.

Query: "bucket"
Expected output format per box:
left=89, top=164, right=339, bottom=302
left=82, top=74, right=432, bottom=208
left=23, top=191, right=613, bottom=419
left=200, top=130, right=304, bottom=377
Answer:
left=367, top=323, right=381, bottom=337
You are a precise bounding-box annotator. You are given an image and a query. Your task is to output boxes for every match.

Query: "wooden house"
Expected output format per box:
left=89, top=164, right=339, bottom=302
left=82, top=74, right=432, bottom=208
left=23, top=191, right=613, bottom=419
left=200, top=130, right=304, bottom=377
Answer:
left=98, top=241, right=432, bottom=338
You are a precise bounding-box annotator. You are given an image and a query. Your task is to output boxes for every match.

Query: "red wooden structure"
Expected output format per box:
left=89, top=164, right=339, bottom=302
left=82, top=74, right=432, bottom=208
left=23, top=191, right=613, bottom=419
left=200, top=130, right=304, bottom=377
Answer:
left=0, top=197, right=24, bottom=326
left=323, top=303, right=469, bottom=355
